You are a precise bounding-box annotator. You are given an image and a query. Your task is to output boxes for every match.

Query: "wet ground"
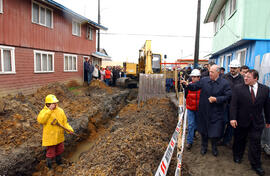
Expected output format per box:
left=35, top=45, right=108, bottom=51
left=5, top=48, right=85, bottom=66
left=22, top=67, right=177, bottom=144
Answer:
left=1, top=80, right=270, bottom=176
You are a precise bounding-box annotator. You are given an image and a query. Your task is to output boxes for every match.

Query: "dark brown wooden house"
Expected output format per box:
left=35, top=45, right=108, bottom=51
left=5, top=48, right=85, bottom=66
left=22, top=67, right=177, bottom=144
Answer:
left=0, top=0, right=107, bottom=96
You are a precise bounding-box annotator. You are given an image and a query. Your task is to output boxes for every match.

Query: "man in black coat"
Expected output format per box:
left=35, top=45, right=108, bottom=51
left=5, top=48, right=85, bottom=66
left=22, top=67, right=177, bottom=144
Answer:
left=182, top=65, right=232, bottom=157
left=230, top=69, right=270, bottom=176
left=219, top=60, right=244, bottom=147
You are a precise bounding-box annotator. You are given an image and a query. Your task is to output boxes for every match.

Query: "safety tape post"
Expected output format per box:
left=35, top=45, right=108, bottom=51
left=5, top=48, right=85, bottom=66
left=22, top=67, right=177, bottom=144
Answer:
left=175, top=107, right=187, bottom=176
left=155, top=106, right=185, bottom=176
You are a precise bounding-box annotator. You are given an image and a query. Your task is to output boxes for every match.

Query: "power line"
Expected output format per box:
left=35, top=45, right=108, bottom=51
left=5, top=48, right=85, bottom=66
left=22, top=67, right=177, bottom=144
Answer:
left=100, top=32, right=213, bottom=39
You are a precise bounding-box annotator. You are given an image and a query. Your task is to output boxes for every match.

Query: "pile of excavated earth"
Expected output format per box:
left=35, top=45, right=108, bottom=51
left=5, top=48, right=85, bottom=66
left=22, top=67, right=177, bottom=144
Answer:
left=3, top=79, right=265, bottom=176
left=1, top=80, right=187, bottom=176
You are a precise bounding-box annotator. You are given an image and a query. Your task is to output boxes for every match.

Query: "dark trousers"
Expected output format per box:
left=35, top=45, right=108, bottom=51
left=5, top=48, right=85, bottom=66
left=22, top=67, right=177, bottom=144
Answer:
left=222, top=106, right=234, bottom=144
left=201, top=133, right=218, bottom=149
left=233, top=123, right=263, bottom=168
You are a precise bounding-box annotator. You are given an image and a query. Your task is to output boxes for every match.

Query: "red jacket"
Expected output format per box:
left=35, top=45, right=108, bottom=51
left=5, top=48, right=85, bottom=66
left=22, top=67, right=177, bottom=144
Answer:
left=105, top=70, right=111, bottom=79
left=186, top=88, right=201, bottom=111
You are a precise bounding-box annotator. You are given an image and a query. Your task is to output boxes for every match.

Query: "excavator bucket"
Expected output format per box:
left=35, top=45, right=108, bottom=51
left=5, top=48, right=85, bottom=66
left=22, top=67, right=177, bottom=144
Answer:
left=138, top=73, right=166, bottom=103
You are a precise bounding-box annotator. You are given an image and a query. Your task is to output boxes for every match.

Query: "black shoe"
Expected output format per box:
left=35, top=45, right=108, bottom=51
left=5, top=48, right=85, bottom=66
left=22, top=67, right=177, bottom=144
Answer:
left=212, top=146, right=218, bottom=157
left=46, top=158, right=52, bottom=169
left=187, top=143, right=192, bottom=151
left=55, top=155, right=62, bottom=165
left=233, top=157, right=242, bottom=164
left=252, top=167, right=265, bottom=176
left=201, top=147, right=207, bottom=155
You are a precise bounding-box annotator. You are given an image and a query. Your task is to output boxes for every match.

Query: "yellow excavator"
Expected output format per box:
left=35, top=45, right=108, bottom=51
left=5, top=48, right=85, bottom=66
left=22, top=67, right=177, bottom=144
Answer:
left=117, top=40, right=165, bottom=95
left=138, top=40, right=162, bottom=75
left=137, top=40, right=165, bottom=102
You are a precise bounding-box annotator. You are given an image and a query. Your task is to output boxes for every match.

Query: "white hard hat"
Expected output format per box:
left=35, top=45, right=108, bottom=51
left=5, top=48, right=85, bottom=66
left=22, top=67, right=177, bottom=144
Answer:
left=229, top=60, right=240, bottom=68
left=190, top=69, right=201, bottom=76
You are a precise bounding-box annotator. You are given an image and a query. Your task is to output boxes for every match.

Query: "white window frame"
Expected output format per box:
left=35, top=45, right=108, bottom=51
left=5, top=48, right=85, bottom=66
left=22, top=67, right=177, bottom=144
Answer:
left=86, top=25, right=93, bottom=40
left=229, top=0, right=237, bottom=16
left=236, top=48, right=247, bottom=66
left=32, top=1, right=53, bottom=28
left=214, top=16, right=219, bottom=34
left=220, top=7, right=225, bottom=28
left=226, top=54, right=232, bottom=72
left=219, top=55, right=224, bottom=67
left=0, top=0, right=3, bottom=14
left=64, top=54, right=78, bottom=72
left=34, top=50, right=54, bottom=73
left=0, top=45, right=16, bottom=74
left=72, top=20, right=81, bottom=37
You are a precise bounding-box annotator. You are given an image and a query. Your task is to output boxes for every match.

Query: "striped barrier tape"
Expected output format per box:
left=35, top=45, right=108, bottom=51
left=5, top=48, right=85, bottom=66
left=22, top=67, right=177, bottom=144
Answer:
left=155, top=106, right=185, bottom=176
left=175, top=107, right=187, bottom=176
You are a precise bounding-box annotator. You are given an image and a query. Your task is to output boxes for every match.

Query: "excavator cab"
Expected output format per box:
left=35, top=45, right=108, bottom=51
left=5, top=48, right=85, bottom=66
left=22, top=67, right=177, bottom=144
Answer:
left=152, top=54, right=162, bottom=73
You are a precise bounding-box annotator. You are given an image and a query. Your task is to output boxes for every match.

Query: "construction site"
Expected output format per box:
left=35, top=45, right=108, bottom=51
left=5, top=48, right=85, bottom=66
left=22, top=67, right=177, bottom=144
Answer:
left=0, top=78, right=269, bottom=176
left=1, top=0, right=270, bottom=176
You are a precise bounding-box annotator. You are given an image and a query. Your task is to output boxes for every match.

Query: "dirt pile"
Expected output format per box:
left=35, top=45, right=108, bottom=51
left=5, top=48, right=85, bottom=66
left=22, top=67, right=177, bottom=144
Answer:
left=89, top=80, right=113, bottom=94
left=0, top=81, right=130, bottom=175
left=62, top=98, right=179, bottom=176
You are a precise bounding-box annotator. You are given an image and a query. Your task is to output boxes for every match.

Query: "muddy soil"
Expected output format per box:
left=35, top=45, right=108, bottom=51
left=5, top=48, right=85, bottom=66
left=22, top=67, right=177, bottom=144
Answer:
left=183, top=134, right=270, bottom=176
left=0, top=80, right=129, bottom=175
left=57, top=98, right=179, bottom=176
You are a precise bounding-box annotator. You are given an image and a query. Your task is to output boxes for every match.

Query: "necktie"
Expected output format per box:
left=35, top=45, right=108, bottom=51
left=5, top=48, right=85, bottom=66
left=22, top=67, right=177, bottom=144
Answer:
left=250, top=85, right=255, bottom=103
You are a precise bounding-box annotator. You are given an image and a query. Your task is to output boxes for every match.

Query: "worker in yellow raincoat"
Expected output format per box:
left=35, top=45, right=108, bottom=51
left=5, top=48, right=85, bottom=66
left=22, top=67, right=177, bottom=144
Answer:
left=37, top=94, right=74, bottom=169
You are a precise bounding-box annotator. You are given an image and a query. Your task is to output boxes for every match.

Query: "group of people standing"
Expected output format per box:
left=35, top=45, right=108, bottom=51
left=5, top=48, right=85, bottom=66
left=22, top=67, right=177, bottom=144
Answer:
left=84, top=57, right=124, bottom=86
left=182, top=60, right=270, bottom=176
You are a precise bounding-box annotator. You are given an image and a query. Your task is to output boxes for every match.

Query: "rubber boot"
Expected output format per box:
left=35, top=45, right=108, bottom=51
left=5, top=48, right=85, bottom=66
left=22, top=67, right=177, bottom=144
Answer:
left=55, top=155, right=62, bottom=165
left=46, top=158, right=53, bottom=169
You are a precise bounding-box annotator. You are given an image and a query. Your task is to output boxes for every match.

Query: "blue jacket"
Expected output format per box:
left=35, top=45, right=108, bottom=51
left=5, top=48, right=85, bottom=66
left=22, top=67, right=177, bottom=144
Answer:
left=187, top=76, right=232, bottom=138
left=84, top=61, right=90, bottom=72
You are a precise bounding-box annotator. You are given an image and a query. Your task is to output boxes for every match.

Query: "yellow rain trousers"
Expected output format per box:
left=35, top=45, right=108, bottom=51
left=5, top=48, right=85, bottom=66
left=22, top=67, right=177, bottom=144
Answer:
left=37, top=106, right=74, bottom=146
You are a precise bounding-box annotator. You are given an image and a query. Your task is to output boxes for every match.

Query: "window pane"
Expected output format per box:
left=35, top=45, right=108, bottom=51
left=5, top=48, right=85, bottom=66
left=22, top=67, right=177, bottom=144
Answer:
left=46, top=9, right=52, bottom=27
left=42, top=54, right=47, bottom=71
left=48, top=54, right=52, bottom=71
left=68, top=56, right=72, bottom=70
left=32, top=3, right=39, bottom=23
left=36, top=53, right=41, bottom=71
left=40, top=7, right=45, bottom=25
left=240, top=51, right=245, bottom=66
left=72, top=57, right=76, bottom=70
left=77, top=23, right=80, bottom=35
left=65, top=56, right=68, bottom=70
left=3, top=50, right=12, bottom=72
left=72, top=22, right=76, bottom=34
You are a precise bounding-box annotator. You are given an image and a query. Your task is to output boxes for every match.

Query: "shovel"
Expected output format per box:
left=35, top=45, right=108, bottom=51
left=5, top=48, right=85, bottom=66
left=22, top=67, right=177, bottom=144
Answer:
left=51, top=119, right=79, bottom=137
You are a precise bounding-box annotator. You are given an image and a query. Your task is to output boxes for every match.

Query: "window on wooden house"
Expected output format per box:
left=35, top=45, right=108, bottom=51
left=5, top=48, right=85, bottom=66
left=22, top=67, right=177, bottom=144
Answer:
left=220, top=8, right=225, bottom=28
left=236, top=48, right=246, bottom=66
left=34, top=50, right=54, bottom=73
left=0, top=0, right=3, bottom=14
left=219, top=55, right=224, bottom=67
left=32, top=2, right=53, bottom=28
left=229, top=0, right=236, bottom=16
left=64, top=54, right=77, bottom=72
left=226, top=54, right=232, bottom=72
left=72, top=20, right=81, bottom=36
left=0, top=46, right=16, bottom=74
left=86, top=26, right=93, bottom=40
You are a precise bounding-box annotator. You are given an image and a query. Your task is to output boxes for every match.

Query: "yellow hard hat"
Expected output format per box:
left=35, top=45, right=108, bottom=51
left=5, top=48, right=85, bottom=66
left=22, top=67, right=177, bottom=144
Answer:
left=45, top=94, right=59, bottom=104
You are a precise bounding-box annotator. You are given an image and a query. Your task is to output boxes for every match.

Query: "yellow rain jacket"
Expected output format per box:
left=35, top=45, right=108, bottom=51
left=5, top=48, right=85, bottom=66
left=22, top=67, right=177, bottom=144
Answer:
left=37, top=105, right=74, bottom=146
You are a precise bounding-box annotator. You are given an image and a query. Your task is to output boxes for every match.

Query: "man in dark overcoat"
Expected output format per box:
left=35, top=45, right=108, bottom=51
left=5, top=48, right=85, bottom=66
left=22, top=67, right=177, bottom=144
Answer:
left=182, top=65, right=232, bottom=157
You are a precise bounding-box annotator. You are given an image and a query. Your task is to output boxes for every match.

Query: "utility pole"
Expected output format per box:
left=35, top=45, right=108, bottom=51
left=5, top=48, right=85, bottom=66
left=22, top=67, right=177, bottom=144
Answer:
left=193, top=0, right=201, bottom=68
left=97, top=0, right=100, bottom=52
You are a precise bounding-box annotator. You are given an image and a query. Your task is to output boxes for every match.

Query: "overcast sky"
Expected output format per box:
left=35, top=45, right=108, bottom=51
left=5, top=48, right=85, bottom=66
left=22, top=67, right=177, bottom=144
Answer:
left=54, top=0, right=213, bottom=63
